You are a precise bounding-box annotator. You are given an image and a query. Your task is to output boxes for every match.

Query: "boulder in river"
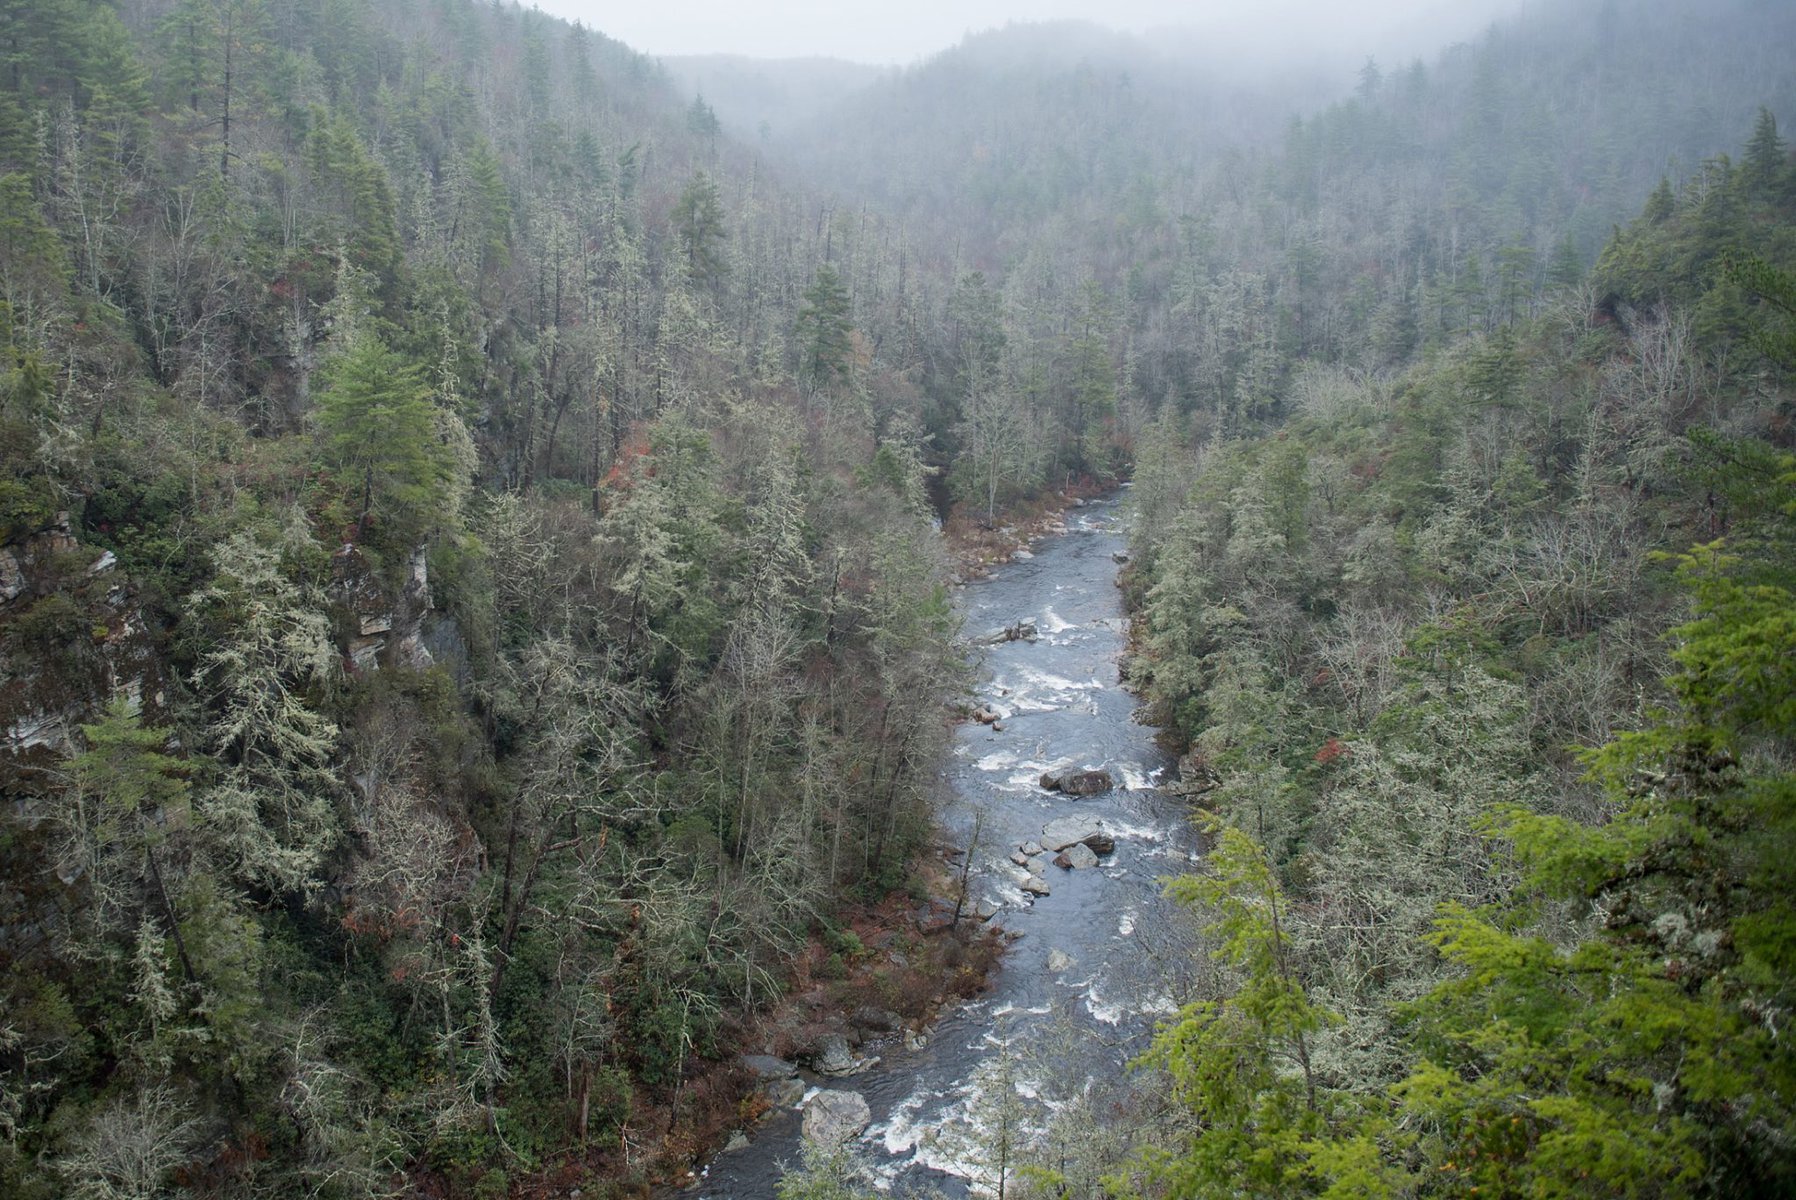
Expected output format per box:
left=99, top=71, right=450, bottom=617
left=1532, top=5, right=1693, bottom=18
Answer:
left=1047, top=948, right=1076, bottom=973
left=1009, top=850, right=1030, bottom=867
left=1055, top=843, right=1100, bottom=870
left=981, top=620, right=1039, bottom=645
left=1021, top=841, right=1043, bottom=856
left=1039, top=768, right=1113, bottom=795
left=1041, top=815, right=1110, bottom=852
left=1081, top=832, right=1116, bottom=856
left=802, top=1090, right=871, bottom=1146
left=1020, top=876, right=1051, bottom=896
left=1060, top=769, right=1115, bottom=796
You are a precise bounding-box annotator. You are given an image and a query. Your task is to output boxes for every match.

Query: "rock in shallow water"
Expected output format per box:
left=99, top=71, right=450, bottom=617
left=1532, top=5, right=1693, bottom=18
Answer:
left=1041, top=815, right=1110, bottom=852
left=1055, top=842, right=1100, bottom=870
left=809, top=1033, right=856, bottom=1076
left=802, top=1090, right=871, bottom=1146
left=1040, top=768, right=1114, bottom=795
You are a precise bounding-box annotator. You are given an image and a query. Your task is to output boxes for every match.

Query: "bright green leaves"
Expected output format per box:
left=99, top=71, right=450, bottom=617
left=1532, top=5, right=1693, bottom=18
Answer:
left=71, top=693, right=190, bottom=832
left=1662, top=538, right=1796, bottom=745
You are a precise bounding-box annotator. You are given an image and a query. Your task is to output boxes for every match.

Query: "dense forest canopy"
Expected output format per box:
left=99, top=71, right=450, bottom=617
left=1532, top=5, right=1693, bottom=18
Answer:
left=0, top=0, right=1791, bottom=1196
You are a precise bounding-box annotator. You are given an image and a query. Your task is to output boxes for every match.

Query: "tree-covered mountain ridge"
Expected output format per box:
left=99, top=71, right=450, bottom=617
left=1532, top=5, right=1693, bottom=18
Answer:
left=2, top=0, right=978, bottom=1195
left=1103, top=113, right=1796, bottom=1200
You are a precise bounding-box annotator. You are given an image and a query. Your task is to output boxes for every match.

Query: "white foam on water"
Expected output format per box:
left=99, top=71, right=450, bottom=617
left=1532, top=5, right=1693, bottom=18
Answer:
left=1085, top=987, right=1125, bottom=1026
left=975, top=749, right=1025, bottom=772
left=873, top=1086, right=932, bottom=1156
left=1140, top=994, right=1180, bottom=1017
left=1120, top=765, right=1154, bottom=791
left=1039, top=608, right=1075, bottom=634
left=990, top=1001, right=1054, bottom=1019
left=1118, top=909, right=1137, bottom=936
left=1102, top=817, right=1169, bottom=844
left=1018, top=666, right=1100, bottom=694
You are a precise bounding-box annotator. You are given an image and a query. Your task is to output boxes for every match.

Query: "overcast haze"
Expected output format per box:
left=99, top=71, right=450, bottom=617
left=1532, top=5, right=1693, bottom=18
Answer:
left=541, top=0, right=1526, bottom=66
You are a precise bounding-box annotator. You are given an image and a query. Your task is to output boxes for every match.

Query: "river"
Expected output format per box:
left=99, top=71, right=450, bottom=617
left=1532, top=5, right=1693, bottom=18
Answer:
left=689, top=491, right=1202, bottom=1197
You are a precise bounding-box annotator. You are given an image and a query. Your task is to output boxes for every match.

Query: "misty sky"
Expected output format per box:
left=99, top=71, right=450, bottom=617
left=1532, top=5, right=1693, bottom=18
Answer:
left=536, top=0, right=1524, bottom=65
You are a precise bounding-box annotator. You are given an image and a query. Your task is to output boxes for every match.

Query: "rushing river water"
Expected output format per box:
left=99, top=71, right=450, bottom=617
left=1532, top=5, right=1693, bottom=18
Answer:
left=690, top=493, right=1203, bottom=1197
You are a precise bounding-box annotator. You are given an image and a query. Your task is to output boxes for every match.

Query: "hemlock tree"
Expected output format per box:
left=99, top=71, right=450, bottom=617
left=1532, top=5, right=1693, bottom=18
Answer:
left=315, top=330, right=458, bottom=547
left=186, top=523, right=342, bottom=895
left=796, top=263, right=853, bottom=396
left=1394, top=450, right=1796, bottom=1199
left=671, top=170, right=727, bottom=289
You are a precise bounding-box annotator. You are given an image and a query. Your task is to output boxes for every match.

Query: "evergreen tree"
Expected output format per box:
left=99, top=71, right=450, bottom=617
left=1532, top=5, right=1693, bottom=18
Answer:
left=796, top=262, right=853, bottom=393
left=315, top=330, right=458, bottom=547
left=671, top=169, right=727, bottom=288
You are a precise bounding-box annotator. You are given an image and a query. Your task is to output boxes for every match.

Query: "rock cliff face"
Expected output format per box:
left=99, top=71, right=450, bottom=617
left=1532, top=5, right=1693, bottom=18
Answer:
left=0, top=513, right=162, bottom=779
left=331, top=543, right=436, bottom=673
left=3, top=517, right=441, bottom=793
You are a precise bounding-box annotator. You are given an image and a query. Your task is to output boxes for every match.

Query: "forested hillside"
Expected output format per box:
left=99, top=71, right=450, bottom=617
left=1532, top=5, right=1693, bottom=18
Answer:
left=1099, top=127, right=1796, bottom=1197
left=2, top=0, right=1794, bottom=1196
left=1, top=1, right=968, bottom=1195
